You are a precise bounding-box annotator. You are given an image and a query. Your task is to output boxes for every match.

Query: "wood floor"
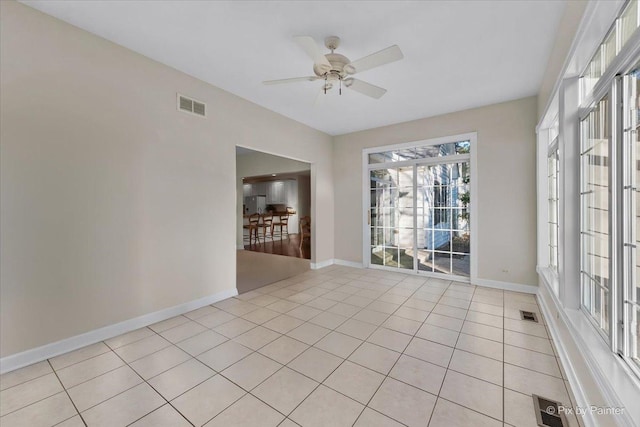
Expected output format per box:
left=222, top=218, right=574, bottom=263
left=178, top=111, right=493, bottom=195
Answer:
left=244, top=232, right=311, bottom=260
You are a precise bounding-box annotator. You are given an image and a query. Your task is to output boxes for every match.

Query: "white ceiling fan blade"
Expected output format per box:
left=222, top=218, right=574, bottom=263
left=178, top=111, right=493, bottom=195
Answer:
left=344, top=78, right=387, bottom=99
left=344, top=45, right=403, bottom=75
left=263, top=76, right=319, bottom=85
left=293, top=36, right=331, bottom=73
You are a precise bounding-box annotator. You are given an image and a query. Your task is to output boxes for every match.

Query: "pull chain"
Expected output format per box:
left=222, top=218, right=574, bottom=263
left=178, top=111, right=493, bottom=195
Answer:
left=339, top=78, right=342, bottom=95
left=324, top=74, right=327, bottom=95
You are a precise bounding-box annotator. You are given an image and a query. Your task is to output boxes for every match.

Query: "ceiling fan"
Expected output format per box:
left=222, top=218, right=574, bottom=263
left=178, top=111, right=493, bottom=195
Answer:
left=263, top=36, right=403, bottom=99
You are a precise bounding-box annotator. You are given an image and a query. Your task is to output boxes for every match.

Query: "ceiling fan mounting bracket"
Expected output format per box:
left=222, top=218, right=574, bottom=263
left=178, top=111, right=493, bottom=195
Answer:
left=324, top=36, right=340, bottom=52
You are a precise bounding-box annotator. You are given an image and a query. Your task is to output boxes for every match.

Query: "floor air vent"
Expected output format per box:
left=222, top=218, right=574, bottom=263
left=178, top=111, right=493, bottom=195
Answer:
left=177, top=94, right=206, bottom=117
left=532, top=394, right=568, bottom=427
left=520, top=310, right=539, bottom=323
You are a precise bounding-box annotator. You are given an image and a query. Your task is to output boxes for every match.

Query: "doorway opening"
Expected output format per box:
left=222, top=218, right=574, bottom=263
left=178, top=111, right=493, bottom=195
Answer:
left=236, top=147, right=312, bottom=293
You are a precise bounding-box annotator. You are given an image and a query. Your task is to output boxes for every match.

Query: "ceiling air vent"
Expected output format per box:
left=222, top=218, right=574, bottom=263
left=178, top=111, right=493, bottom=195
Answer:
left=177, top=94, right=206, bottom=117
left=532, top=394, right=568, bottom=427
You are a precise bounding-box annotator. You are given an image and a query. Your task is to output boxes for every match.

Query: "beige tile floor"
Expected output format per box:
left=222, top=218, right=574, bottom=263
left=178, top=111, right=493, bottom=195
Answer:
left=0, top=265, right=583, bottom=427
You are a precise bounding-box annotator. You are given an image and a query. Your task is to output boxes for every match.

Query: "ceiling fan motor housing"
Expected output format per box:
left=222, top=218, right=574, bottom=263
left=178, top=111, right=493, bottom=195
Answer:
left=313, top=53, right=350, bottom=78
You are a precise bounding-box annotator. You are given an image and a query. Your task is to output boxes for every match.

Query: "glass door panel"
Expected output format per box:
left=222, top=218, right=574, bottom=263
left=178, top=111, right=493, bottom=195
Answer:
left=416, top=161, right=470, bottom=276
left=370, top=167, right=413, bottom=270
left=397, top=166, right=415, bottom=269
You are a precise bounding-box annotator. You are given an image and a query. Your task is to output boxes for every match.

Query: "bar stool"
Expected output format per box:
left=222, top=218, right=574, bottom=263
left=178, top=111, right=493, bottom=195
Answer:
left=272, top=212, right=289, bottom=239
left=243, top=213, right=261, bottom=245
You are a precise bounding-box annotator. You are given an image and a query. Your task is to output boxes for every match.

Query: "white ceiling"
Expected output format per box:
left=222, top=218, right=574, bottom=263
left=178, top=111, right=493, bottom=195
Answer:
left=22, top=1, right=566, bottom=136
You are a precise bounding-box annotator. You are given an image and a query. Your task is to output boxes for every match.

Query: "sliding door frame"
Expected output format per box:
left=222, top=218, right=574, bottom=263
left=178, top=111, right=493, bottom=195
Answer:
left=362, top=132, right=478, bottom=283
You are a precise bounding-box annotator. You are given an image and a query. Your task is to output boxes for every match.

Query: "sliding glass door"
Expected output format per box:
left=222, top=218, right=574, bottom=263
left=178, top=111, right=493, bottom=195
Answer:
left=366, top=137, right=473, bottom=279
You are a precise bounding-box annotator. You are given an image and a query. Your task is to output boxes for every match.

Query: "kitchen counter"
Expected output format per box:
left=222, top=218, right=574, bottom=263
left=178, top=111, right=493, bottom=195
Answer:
left=243, top=210, right=296, bottom=217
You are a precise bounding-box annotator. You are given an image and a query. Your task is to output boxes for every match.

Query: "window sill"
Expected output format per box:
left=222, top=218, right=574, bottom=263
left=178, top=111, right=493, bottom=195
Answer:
left=538, top=273, right=640, bottom=426
left=537, top=266, right=559, bottom=295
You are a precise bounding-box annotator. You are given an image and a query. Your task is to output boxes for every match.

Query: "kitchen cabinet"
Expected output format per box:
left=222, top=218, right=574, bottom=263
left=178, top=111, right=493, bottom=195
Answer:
left=254, top=182, right=266, bottom=197
left=264, top=181, right=283, bottom=204
left=244, top=179, right=298, bottom=206
left=242, top=178, right=302, bottom=234
left=285, top=180, right=297, bottom=206
left=273, top=181, right=285, bottom=204
left=265, top=182, right=273, bottom=203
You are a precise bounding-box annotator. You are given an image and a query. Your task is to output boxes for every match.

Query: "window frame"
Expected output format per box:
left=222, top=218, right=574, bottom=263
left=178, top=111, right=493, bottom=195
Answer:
left=548, top=134, right=560, bottom=277
left=579, top=93, right=615, bottom=345
left=576, top=4, right=640, bottom=368
left=620, top=62, right=640, bottom=378
left=536, top=0, right=640, bottom=418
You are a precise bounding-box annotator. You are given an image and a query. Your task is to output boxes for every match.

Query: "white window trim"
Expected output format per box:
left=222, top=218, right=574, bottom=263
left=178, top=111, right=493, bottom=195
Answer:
left=361, top=132, right=478, bottom=283
left=536, top=1, right=640, bottom=425
left=538, top=273, right=640, bottom=427
left=548, top=134, right=560, bottom=277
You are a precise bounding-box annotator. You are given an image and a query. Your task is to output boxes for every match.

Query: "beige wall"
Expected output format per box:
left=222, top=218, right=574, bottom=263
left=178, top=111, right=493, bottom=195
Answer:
left=0, top=1, right=333, bottom=357
left=333, top=96, right=539, bottom=286
left=235, top=151, right=310, bottom=247
left=537, top=0, right=588, bottom=121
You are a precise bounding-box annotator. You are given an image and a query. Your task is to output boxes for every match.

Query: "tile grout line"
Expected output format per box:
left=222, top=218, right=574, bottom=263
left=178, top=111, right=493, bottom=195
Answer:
left=248, top=295, right=398, bottom=423
left=5, top=295, right=455, bottom=424
left=48, top=345, right=113, bottom=374
left=137, top=304, right=344, bottom=420
left=53, top=278, right=342, bottom=425
left=203, top=271, right=398, bottom=425
left=290, top=276, right=519, bottom=426
left=75, top=319, right=237, bottom=425
left=343, top=277, right=434, bottom=420
left=107, top=334, right=198, bottom=427
left=503, top=288, right=506, bottom=426
left=30, top=288, right=543, bottom=400
left=46, top=359, right=89, bottom=427
left=262, top=273, right=419, bottom=426
left=352, top=277, right=451, bottom=427
left=138, top=274, right=392, bottom=426
left=427, top=280, right=479, bottom=426
left=0, top=365, right=58, bottom=393
left=3, top=267, right=569, bottom=426
left=429, top=287, right=516, bottom=425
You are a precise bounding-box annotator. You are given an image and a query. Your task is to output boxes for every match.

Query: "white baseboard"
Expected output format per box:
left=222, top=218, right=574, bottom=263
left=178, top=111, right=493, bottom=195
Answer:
left=0, top=287, right=238, bottom=374
left=537, top=278, right=639, bottom=427
left=310, top=259, right=334, bottom=270
left=537, top=283, right=598, bottom=427
left=236, top=245, right=245, bottom=250
left=472, top=277, right=538, bottom=294
left=333, top=259, right=364, bottom=269
left=311, top=258, right=364, bottom=269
